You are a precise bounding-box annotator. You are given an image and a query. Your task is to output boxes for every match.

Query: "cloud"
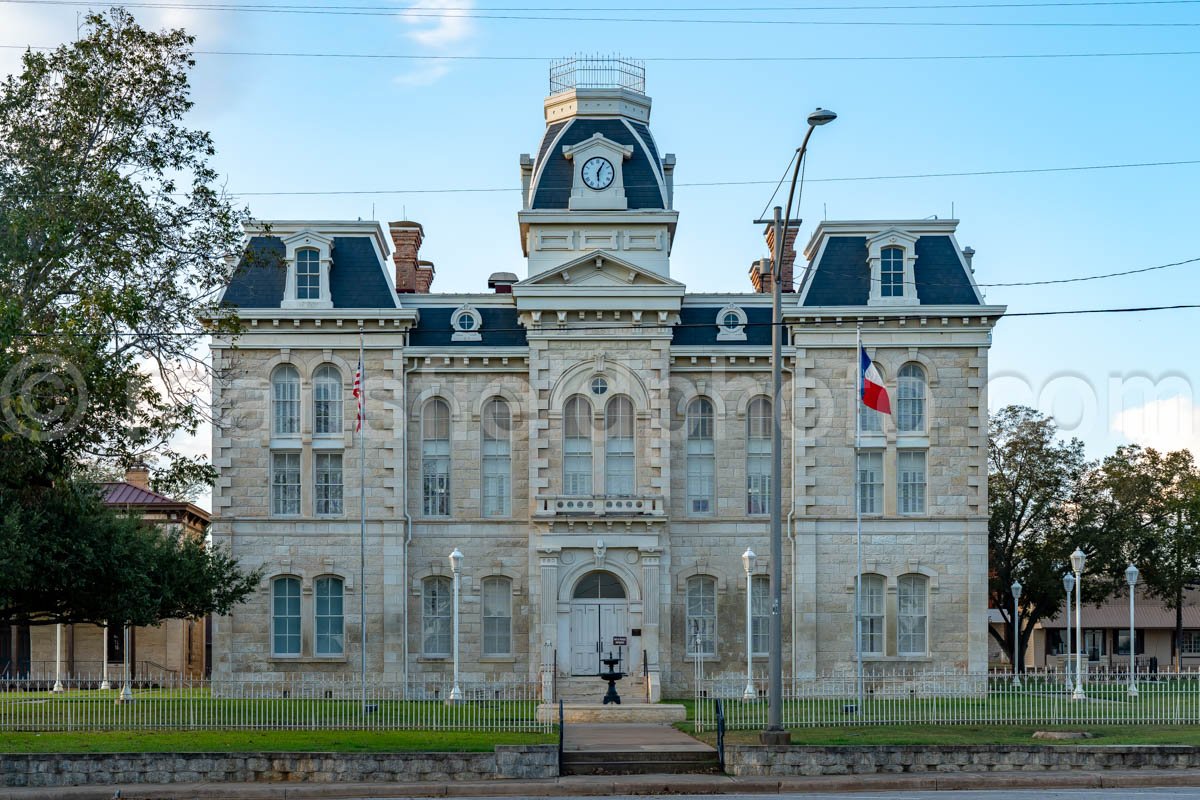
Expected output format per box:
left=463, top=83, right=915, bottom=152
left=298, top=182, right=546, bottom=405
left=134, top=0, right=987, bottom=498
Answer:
left=1111, top=395, right=1200, bottom=458
left=394, top=0, right=476, bottom=86
left=393, top=61, right=452, bottom=87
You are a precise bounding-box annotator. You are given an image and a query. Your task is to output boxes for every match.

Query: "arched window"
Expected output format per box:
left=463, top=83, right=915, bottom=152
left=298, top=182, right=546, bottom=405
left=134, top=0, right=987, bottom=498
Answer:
left=563, top=395, right=593, bottom=496
left=860, top=362, right=884, bottom=433
left=573, top=571, right=626, bottom=599
left=313, top=365, right=342, bottom=435
left=686, top=575, right=717, bottom=656
left=271, top=576, right=301, bottom=656
left=897, top=574, right=928, bottom=656
left=751, top=574, right=769, bottom=656
left=858, top=574, right=885, bottom=656
left=482, top=398, right=511, bottom=517
left=296, top=248, right=321, bottom=300
left=746, top=397, right=771, bottom=515
left=272, top=365, right=300, bottom=436
left=482, top=576, right=513, bottom=657
left=880, top=246, right=904, bottom=298
left=422, top=399, right=451, bottom=516
left=605, top=396, right=634, bottom=496
left=314, top=576, right=344, bottom=656
left=897, top=363, right=926, bottom=432
left=686, top=398, right=715, bottom=515
left=422, top=576, right=452, bottom=657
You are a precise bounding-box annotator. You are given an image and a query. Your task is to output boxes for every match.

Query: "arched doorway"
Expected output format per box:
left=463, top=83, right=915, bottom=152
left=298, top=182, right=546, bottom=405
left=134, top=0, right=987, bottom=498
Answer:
left=569, top=571, right=629, bottom=675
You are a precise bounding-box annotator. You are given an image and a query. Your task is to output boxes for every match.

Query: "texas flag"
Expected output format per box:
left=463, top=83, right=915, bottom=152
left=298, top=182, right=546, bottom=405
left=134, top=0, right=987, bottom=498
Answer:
left=860, top=345, right=892, bottom=415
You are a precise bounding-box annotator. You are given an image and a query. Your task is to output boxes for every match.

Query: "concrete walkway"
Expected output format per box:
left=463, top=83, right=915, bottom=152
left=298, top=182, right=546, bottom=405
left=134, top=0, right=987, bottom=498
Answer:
left=562, top=722, right=716, bottom=753
left=7, top=769, right=1200, bottom=799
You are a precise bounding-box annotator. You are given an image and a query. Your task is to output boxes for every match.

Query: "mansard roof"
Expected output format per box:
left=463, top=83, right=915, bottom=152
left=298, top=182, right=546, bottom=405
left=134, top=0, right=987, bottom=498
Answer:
left=220, top=228, right=398, bottom=310
left=529, top=118, right=666, bottom=210
left=407, top=304, right=528, bottom=348
left=797, top=220, right=984, bottom=307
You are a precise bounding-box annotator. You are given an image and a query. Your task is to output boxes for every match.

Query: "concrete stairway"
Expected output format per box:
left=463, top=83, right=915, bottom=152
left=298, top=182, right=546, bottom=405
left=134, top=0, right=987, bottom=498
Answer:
left=559, top=722, right=720, bottom=777
left=553, top=675, right=649, bottom=704
left=560, top=749, right=721, bottom=776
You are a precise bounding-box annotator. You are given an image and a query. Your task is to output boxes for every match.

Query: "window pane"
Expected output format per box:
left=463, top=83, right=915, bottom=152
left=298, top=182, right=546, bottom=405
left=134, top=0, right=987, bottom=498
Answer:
left=313, top=365, right=342, bottom=435
left=272, top=365, right=300, bottom=436
left=897, top=364, right=926, bottom=433
left=686, top=576, right=716, bottom=656
left=272, top=577, right=301, bottom=656
left=687, top=399, right=715, bottom=515
left=859, top=575, right=885, bottom=655
left=315, top=577, right=344, bottom=656
left=857, top=451, right=883, bottom=514
left=564, top=395, right=593, bottom=496
left=897, top=575, right=927, bottom=655
left=482, top=399, right=511, bottom=517
left=422, top=399, right=451, bottom=516
left=605, top=396, right=635, bottom=496
left=881, top=246, right=903, bottom=297
left=747, top=398, right=771, bottom=515
left=422, top=577, right=452, bottom=657
left=271, top=452, right=301, bottom=515
left=482, top=577, right=512, bottom=656
left=751, top=575, right=769, bottom=656
left=314, top=452, right=343, bottom=515
left=297, top=249, right=320, bottom=300
left=898, top=450, right=927, bottom=514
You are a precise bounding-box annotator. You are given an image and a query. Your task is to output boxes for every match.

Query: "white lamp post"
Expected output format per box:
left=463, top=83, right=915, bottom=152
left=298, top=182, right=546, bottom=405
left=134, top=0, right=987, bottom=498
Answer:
left=1062, top=573, right=1075, bottom=692
left=1070, top=548, right=1086, bottom=700
left=742, top=548, right=757, bottom=701
left=1011, top=580, right=1023, bottom=687
left=118, top=625, right=133, bottom=704
left=52, top=623, right=64, bottom=692
left=100, top=624, right=111, bottom=690
left=447, top=547, right=464, bottom=704
left=1126, top=563, right=1139, bottom=698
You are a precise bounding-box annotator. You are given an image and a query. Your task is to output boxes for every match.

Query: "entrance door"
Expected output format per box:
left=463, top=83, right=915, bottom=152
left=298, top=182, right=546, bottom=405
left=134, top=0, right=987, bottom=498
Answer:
left=569, top=571, right=629, bottom=675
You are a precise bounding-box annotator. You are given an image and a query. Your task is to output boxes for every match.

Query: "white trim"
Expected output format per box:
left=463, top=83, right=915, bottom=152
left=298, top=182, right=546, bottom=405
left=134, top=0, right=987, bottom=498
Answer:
left=715, top=304, right=748, bottom=342
left=450, top=304, right=483, bottom=342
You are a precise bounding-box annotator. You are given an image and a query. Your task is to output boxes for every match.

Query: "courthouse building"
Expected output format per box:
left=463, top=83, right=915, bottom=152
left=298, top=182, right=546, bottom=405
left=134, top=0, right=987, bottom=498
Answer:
left=209, top=62, right=1004, bottom=697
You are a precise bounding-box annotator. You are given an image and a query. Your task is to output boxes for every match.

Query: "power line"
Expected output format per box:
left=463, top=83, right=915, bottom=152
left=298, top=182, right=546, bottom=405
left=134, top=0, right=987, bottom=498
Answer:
left=6, top=0, right=1200, bottom=24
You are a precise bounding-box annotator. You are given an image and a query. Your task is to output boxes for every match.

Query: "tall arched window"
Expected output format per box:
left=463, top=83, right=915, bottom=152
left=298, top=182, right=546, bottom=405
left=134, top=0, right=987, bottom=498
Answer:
left=563, top=395, right=593, bottom=496
left=746, top=397, right=771, bottom=515
left=314, top=576, right=344, bottom=656
left=686, top=398, right=715, bottom=515
left=422, top=576, right=452, bottom=657
left=313, top=365, right=342, bottom=435
left=686, top=575, right=717, bottom=656
left=482, top=398, right=512, bottom=517
left=271, top=576, right=301, bottom=656
left=605, top=396, right=634, bottom=496
left=422, top=398, right=451, bottom=516
left=881, top=246, right=904, bottom=298
left=482, top=576, right=513, bottom=657
left=897, top=574, right=929, bottom=656
left=272, top=365, right=300, bottom=436
left=296, top=248, right=320, bottom=300
left=859, top=574, right=886, bottom=656
left=897, top=363, right=926, bottom=432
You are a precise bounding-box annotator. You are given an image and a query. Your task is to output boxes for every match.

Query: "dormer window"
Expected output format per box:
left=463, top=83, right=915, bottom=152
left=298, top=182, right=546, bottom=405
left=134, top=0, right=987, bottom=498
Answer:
left=716, top=304, right=747, bottom=341
left=281, top=230, right=334, bottom=310
left=297, top=249, right=320, bottom=300
left=881, top=247, right=904, bottom=298
left=451, top=305, right=482, bottom=341
left=866, top=229, right=920, bottom=306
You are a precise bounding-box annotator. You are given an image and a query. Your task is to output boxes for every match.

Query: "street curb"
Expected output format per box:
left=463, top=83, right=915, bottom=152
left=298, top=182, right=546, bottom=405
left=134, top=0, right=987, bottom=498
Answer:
left=8, top=769, right=1200, bottom=799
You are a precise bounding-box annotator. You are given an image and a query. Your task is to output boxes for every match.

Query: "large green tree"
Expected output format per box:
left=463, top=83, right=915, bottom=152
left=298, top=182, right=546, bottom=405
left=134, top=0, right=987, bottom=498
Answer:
left=0, top=9, right=256, bottom=627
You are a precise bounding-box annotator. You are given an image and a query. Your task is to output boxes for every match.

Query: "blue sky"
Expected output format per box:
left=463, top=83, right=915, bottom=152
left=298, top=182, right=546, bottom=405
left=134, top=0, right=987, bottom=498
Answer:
left=4, top=0, right=1199, bottom=499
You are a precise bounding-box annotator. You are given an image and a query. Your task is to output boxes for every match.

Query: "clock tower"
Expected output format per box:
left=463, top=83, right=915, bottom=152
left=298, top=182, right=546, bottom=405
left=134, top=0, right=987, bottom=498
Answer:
left=518, top=58, right=678, bottom=278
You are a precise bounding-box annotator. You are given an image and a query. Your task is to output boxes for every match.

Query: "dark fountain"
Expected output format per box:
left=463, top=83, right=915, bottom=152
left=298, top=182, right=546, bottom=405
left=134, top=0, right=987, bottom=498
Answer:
left=599, top=651, right=625, bottom=705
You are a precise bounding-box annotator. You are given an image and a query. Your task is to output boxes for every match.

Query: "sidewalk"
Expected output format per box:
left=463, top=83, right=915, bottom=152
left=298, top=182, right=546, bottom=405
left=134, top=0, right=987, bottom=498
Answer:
left=7, top=769, right=1200, bottom=799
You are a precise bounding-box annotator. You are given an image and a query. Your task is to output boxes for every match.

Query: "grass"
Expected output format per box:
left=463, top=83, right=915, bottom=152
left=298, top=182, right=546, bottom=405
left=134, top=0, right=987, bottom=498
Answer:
left=0, top=729, right=556, bottom=754
left=685, top=723, right=1200, bottom=747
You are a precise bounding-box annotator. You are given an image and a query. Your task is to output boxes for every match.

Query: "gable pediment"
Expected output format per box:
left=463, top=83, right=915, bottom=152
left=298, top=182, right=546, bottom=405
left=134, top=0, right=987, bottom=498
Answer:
left=515, top=250, right=684, bottom=291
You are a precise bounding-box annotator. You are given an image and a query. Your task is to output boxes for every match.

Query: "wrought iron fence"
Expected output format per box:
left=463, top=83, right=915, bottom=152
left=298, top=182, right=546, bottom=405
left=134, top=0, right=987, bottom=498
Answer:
left=549, top=56, right=646, bottom=96
left=694, top=667, right=1200, bottom=732
left=0, top=674, right=550, bottom=732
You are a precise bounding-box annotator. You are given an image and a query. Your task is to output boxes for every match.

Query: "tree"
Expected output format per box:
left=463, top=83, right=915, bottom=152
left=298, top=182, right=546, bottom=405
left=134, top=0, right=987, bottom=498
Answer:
left=988, top=406, right=1094, bottom=671
left=0, top=480, right=260, bottom=627
left=1096, top=446, right=1200, bottom=670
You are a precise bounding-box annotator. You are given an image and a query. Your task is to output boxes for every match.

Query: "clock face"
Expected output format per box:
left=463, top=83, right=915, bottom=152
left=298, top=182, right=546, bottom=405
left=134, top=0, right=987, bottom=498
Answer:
left=581, top=156, right=615, bottom=190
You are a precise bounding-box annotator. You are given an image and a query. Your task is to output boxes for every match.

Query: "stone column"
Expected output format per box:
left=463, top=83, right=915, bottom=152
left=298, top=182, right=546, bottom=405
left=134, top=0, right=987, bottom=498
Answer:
left=641, top=551, right=662, bottom=702
left=539, top=553, right=559, bottom=699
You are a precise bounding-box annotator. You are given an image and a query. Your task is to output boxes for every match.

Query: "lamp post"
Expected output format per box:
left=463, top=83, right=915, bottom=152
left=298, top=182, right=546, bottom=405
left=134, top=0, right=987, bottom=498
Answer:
left=1011, top=580, right=1023, bottom=687
left=1070, top=548, right=1086, bottom=700
left=743, top=548, right=757, bottom=701
left=100, top=624, right=111, bottom=691
left=1062, top=573, right=1075, bottom=691
left=118, top=626, right=133, bottom=704
left=448, top=548, right=463, bottom=704
left=756, top=106, right=837, bottom=745
left=1126, top=564, right=1139, bottom=698
left=52, top=623, right=64, bottom=693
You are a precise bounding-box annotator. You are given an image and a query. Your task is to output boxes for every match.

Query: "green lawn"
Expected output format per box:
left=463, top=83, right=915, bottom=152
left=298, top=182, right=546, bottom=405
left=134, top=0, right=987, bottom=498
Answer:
left=686, top=724, right=1200, bottom=747
left=1, top=729, right=556, bottom=753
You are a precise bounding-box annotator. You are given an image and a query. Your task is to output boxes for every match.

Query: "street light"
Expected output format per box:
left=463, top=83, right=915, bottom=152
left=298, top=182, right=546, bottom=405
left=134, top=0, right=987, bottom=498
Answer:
left=757, top=106, right=837, bottom=745
left=742, top=548, right=757, bottom=701
left=1070, top=548, right=1086, bottom=700
left=100, top=624, right=111, bottom=691
left=52, top=623, right=64, bottom=693
left=118, top=625, right=133, bottom=704
left=1062, top=572, right=1075, bottom=691
left=1126, top=564, right=1139, bottom=698
left=1011, top=580, right=1023, bottom=687
left=447, top=548, right=464, bottom=704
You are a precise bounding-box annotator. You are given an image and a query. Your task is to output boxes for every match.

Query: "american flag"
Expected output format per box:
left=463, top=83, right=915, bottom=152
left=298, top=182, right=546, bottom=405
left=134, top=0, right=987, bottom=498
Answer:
left=353, top=358, right=363, bottom=432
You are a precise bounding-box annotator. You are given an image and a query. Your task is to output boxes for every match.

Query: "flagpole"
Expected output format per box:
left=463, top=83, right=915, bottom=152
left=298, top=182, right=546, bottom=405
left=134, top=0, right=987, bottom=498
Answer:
left=855, top=323, right=864, bottom=716
left=358, top=326, right=367, bottom=713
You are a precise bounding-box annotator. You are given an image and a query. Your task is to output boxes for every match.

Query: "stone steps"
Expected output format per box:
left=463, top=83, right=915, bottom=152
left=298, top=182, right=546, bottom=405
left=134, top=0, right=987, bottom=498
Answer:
left=560, top=749, right=721, bottom=776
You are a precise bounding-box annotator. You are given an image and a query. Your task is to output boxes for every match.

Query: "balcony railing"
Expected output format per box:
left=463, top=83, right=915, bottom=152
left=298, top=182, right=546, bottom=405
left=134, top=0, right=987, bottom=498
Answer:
left=535, top=494, right=665, bottom=518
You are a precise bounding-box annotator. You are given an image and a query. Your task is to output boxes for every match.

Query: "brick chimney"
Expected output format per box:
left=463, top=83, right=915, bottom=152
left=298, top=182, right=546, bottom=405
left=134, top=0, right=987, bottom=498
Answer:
left=125, top=462, right=151, bottom=490
left=748, top=258, right=773, bottom=294
left=389, top=221, right=434, bottom=293
left=764, top=225, right=799, bottom=292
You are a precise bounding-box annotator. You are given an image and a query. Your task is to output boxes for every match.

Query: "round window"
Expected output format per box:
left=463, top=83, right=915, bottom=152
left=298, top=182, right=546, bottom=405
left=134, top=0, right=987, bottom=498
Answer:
left=723, top=312, right=740, bottom=329
left=457, top=314, right=476, bottom=331
left=590, top=376, right=609, bottom=396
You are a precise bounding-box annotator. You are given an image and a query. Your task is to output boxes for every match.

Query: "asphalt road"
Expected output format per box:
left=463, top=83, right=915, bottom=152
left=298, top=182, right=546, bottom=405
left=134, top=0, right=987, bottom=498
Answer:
left=372, top=792, right=1200, bottom=800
